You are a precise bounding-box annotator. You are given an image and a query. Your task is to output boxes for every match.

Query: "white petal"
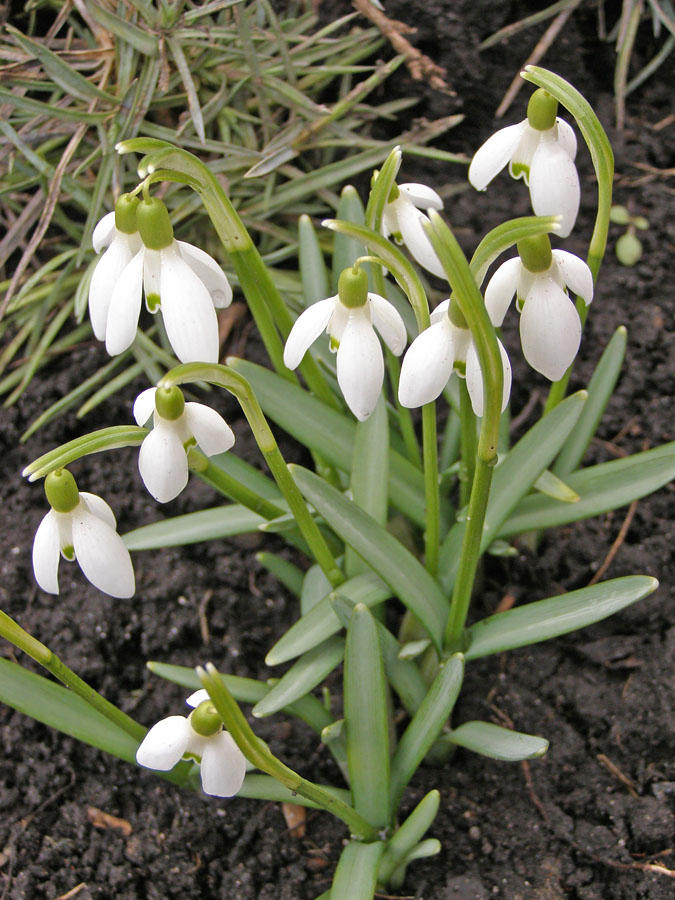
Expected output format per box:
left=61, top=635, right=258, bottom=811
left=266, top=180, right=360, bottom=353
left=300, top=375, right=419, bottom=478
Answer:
left=71, top=504, right=135, bottom=598
left=186, top=689, right=210, bottom=708
left=92, top=212, right=116, bottom=254
left=143, top=248, right=162, bottom=303
left=133, top=387, right=157, bottom=426
left=283, top=296, right=336, bottom=370
left=509, top=126, right=540, bottom=182
left=105, top=249, right=145, bottom=355
left=138, top=425, right=189, bottom=503
left=555, top=118, right=577, bottom=160
left=396, top=204, right=445, bottom=278
left=79, top=492, right=117, bottom=530
left=199, top=731, right=247, bottom=797
left=32, top=511, right=62, bottom=595
left=398, top=183, right=443, bottom=211
left=398, top=318, right=455, bottom=407
left=336, top=313, right=384, bottom=421
left=529, top=136, right=580, bottom=238
left=184, top=403, right=235, bottom=456
left=88, top=237, right=137, bottom=341
left=464, top=339, right=511, bottom=417
left=177, top=241, right=233, bottom=308
left=551, top=250, right=594, bottom=306
left=368, top=293, right=407, bottom=355
left=159, top=249, right=220, bottom=364
left=468, top=122, right=525, bottom=190
left=520, top=277, right=581, bottom=381
left=484, top=257, right=521, bottom=326
left=136, top=716, right=192, bottom=770
left=429, top=298, right=449, bottom=325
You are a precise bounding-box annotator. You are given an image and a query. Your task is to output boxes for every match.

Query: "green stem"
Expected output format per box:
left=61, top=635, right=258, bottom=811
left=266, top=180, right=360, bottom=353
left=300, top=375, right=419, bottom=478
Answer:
left=189, top=450, right=286, bottom=520
left=385, top=344, right=422, bottom=468
left=421, top=402, right=439, bottom=576
left=199, top=663, right=378, bottom=842
left=0, top=610, right=145, bottom=741
left=458, top=382, right=477, bottom=508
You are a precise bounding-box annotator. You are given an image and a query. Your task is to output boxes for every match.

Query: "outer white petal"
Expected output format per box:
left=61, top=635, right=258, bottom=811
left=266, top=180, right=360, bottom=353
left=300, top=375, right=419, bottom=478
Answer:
left=396, top=204, right=445, bottom=278
left=529, top=137, right=580, bottom=238
left=71, top=504, right=135, bottom=598
left=136, top=716, right=192, bottom=770
left=508, top=126, right=540, bottom=182
left=464, top=339, right=512, bottom=417
left=283, top=296, right=337, bottom=369
left=138, top=424, right=189, bottom=503
left=133, top=387, right=157, bottom=426
left=551, top=250, right=594, bottom=306
left=177, top=241, right=233, bottom=308
left=105, top=248, right=145, bottom=355
left=555, top=118, right=577, bottom=160
left=92, top=212, right=116, bottom=254
left=199, top=731, right=247, bottom=797
left=159, top=249, right=220, bottom=364
left=186, top=689, right=210, bottom=708
left=88, top=237, right=138, bottom=341
left=398, top=318, right=456, bottom=407
left=398, top=183, right=443, bottom=211
left=336, top=313, right=384, bottom=421
left=520, top=277, right=581, bottom=381
left=484, top=257, right=521, bottom=326
left=79, top=492, right=117, bottom=530
left=184, top=403, right=235, bottom=456
left=32, top=511, right=62, bottom=594
left=468, top=122, right=525, bottom=190
left=368, top=293, right=407, bottom=355
left=430, top=298, right=449, bottom=326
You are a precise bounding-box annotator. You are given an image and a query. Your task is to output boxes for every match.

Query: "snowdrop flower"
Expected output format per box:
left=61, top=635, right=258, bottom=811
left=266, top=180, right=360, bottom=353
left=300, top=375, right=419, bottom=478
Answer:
left=90, top=196, right=232, bottom=364
left=383, top=178, right=446, bottom=278
left=468, top=89, right=580, bottom=237
left=134, top=385, right=235, bottom=503
left=399, top=299, right=511, bottom=416
left=136, top=690, right=247, bottom=798
left=32, top=469, right=135, bottom=598
left=283, top=265, right=407, bottom=421
left=484, top=234, right=593, bottom=381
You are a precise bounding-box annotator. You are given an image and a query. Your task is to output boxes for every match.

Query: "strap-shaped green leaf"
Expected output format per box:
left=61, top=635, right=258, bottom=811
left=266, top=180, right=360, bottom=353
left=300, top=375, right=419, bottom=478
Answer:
left=256, top=552, right=304, bottom=598
left=291, top=465, right=448, bottom=650
left=332, top=185, right=367, bottom=291
left=123, top=505, right=265, bottom=550
left=329, top=840, right=385, bottom=900
left=448, top=721, right=548, bottom=760
left=299, top=213, right=330, bottom=308
left=466, top=575, right=657, bottom=659
left=533, top=469, right=580, bottom=503
left=378, top=790, right=440, bottom=885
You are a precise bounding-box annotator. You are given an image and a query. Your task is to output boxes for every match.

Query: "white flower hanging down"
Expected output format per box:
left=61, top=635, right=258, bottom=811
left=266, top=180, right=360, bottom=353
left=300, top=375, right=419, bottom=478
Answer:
left=134, top=385, right=235, bottom=503
left=382, top=174, right=446, bottom=278
left=89, top=195, right=232, bottom=364
left=136, top=689, right=247, bottom=798
left=468, top=88, right=580, bottom=237
left=398, top=299, right=512, bottom=417
left=484, top=235, right=594, bottom=381
left=32, top=469, right=135, bottom=599
left=283, top=265, right=407, bottom=421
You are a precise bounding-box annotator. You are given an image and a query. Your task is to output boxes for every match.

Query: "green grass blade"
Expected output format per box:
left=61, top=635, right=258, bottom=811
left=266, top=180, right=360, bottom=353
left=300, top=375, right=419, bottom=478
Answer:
left=447, top=721, right=549, bottom=760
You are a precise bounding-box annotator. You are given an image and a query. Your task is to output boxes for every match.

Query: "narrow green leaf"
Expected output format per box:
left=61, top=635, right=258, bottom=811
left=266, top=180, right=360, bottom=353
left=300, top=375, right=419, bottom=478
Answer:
left=299, top=213, right=330, bottom=307
left=329, top=840, right=384, bottom=900
left=301, top=563, right=333, bottom=615
left=240, top=773, right=351, bottom=808
left=123, top=505, right=265, bottom=551
left=378, top=790, right=440, bottom=885
left=88, top=4, right=159, bottom=55
left=344, top=605, right=390, bottom=828
left=448, top=721, right=549, bottom=760
left=332, top=185, right=367, bottom=291
left=533, top=469, right=580, bottom=503
left=256, top=552, right=304, bottom=598
left=466, top=575, right=658, bottom=659
left=23, top=426, right=148, bottom=481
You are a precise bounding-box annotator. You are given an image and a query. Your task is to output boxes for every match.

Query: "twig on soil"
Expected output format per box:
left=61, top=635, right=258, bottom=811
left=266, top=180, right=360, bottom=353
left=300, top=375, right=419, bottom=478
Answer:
left=587, top=499, right=639, bottom=585
left=596, top=752, right=640, bottom=798
left=521, top=759, right=550, bottom=822
left=198, top=589, right=213, bottom=645
left=54, top=883, right=88, bottom=900
left=509, top=389, right=541, bottom=432
left=351, top=0, right=454, bottom=94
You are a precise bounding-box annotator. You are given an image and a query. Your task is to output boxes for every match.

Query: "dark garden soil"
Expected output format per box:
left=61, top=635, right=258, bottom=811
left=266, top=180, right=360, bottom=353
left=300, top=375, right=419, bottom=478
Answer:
left=1, top=1, right=673, bottom=898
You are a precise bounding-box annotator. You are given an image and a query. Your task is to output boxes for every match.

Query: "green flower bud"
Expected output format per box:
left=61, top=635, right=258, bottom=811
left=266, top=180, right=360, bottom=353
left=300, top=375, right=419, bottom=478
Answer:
left=45, top=469, right=80, bottom=513
left=517, top=234, right=552, bottom=273
left=338, top=266, right=369, bottom=309
left=615, top=232, right=642, bottom=267
left=447, top=297, right=468, bottom=329
left=190, top=700, right=222, bottom=737
left=154, top=385, right=185, bottom=421
left=114, top=193, right=140, bottom=235
left=137, top=197, right=174, bottom=250
left=387, top=183, right=400, bottom=203
left=527, top=89, right=558, bottom=132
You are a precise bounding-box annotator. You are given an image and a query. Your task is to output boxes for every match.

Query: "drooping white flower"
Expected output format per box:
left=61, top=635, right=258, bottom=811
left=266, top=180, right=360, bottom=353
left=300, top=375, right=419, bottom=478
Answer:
left=484, top=237, right=593, bottom=382
left=90, top=196, right=232, bottom=364
left=383, top=180, right=446, bottom=278
left=134, top=385, right=235, bottom=503
left=136, top=689, right=247, bottom=798
left=468, top=89, right=580, bottom=237
left=399, top=299, right=511, bottom=416
left=32, top=469, right=135, bottom=598
left=283, top=266, right=407, bottom=421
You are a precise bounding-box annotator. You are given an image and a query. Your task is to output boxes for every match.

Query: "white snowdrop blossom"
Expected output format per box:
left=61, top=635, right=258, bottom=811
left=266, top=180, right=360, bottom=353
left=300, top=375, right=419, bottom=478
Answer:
left=136, top=690, right=247, bottom=798
left=468, top=89, right=580, bottom=237
left=134, top=385, right=235, bottom=503
left=32, top=469, right=135, bottom=599
left=283, top=266, right=407, bottom=421
left=89, top=197, right=232, bottom=364
left=399, top=300, right=511, bottom=417
left=484, top=241, right=594, bottom=382
left=383, top=181, right=446, bottom=278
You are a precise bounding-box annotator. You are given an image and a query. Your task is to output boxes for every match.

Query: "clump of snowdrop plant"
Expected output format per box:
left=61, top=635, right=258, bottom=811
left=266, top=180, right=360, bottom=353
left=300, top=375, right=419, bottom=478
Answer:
left=5, top=68, right=674, bottom=900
